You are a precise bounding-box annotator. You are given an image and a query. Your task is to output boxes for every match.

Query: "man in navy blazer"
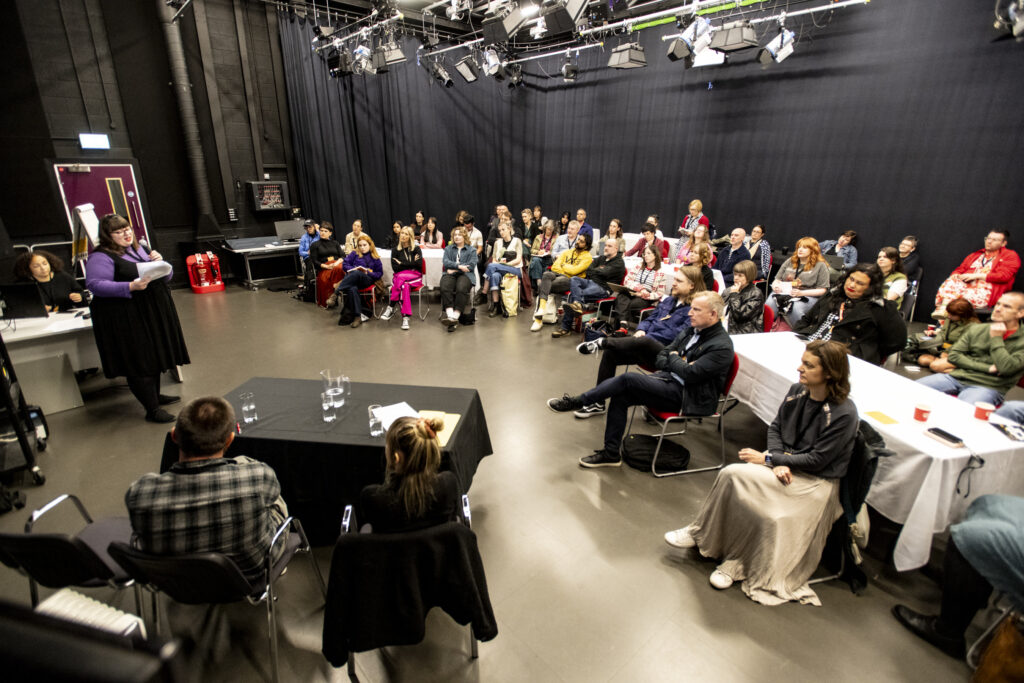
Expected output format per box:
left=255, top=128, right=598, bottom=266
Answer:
left=717, top=228, right=751, bottom=287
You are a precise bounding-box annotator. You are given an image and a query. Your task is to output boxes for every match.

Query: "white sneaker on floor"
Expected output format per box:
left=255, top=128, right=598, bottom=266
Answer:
left=380, top=306, right=394, bottom=321
left=709, top=570, right=734, bottom=589
left=401, top=317, right=410, bottom=330
left=530, top=318, right=543, bottom=332
left=664, top=526, right=696, bottom=549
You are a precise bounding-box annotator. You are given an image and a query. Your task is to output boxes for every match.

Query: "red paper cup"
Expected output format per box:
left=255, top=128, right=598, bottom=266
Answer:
left=913, top=404, right=931, bottom=422
left=926, top=324, right=937, bottom=333
left=974, top=402, right=995, bottom=421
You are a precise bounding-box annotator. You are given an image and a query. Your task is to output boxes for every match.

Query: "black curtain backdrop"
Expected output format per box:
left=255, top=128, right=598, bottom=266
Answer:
left=279, top=0, right=1024, bottom=317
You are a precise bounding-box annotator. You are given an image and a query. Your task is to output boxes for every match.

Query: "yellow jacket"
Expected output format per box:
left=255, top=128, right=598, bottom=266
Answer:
left=552, top=247, right=593, bottom=277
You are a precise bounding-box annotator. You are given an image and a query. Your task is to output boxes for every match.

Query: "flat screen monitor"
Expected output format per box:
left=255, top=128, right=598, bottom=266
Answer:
left=1, top=283, right=49, bottom=319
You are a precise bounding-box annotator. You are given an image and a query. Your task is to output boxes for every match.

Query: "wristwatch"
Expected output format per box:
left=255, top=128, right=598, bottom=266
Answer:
left=764, top=454, right=773, bottom=467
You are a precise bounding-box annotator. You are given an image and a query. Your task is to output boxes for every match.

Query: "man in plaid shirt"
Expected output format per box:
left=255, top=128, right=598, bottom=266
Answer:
left=125, top=396, right=288, bottom=582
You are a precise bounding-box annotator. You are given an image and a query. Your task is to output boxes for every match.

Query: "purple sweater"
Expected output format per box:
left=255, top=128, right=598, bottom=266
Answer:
left=86, top=246, right=172, bottom=299
left=342, top=251, right=383, bottom=280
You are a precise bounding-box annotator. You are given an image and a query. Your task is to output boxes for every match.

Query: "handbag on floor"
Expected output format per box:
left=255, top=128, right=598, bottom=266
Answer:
left=622, top=434, right=691, bottom=474
left=500, top=274, right=520, bottom=317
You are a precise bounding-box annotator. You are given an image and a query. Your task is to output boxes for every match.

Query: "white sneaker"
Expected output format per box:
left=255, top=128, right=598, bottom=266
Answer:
left=530, top=319, right=543, bottom=332
left=709, top=570, right=734, bottom=589
left=401, top=317, right=410, bottom=330
left=380, top=306, right=394, bottom=321
left=664, top=526, right=696, bottom=549
left=576, top=340, right=601, bottom=355
left=360, top=313, right=370, bottom=322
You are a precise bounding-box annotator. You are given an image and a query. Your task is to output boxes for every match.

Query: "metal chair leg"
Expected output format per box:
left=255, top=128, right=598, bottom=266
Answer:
left=470, top=625, right=479, bottom=659
left=347, top=652, right=359, bottom=681
left=267, top=579, right=280, bottom=683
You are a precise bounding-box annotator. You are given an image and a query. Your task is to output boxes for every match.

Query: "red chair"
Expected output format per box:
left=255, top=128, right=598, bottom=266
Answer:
left=763, top=304, right=774, bottom=332
left=622, top=354, right=741, bottom=478
left=358, top=283, right=381, bottom=318
left=387, top=259, right=430, bottom=322
left=712, top=279, right=720, bottom=293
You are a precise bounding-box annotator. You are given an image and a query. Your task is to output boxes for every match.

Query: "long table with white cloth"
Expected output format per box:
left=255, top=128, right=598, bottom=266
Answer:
left=729, top=332, right=1024, bottom=571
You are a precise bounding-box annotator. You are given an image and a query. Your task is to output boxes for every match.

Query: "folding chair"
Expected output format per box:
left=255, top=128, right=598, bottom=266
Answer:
left=763, top=304, right=775, bottom=332
left=623, top=354, right=740, bottom=478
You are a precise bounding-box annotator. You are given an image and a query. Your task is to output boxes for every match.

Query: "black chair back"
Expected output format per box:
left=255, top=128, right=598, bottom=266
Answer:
left=107, top=542, right=255, bottom=605
left=0, top=532, right=115, bottom=588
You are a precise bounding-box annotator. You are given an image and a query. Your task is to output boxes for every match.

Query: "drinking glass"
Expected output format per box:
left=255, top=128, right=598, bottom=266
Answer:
left=240, top=392, right=257, bottom=424
left=321, top=392, right=337, bottom=423
left=368, top=404, right=384, bottom=437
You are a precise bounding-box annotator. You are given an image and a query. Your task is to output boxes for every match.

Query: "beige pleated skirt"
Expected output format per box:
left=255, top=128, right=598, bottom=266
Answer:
left=689, top=463, right=841, bottom=606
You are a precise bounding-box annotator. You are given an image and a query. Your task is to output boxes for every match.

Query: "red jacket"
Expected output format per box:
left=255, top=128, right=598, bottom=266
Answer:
left=951, top=247, right=1021, bottom=306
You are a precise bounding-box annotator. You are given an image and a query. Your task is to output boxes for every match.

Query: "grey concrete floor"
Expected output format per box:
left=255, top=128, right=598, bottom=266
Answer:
left=0, top=284, right=975, bottom=682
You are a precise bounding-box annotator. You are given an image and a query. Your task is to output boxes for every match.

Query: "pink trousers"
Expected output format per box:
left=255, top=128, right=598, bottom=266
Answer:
left=390, top=270, right=423, bottom=316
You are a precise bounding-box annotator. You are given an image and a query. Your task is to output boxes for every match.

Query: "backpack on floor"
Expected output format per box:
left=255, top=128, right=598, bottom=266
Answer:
left=500, top=274, right=520, bottom=317
left=622, top=434, right=691, bottom=474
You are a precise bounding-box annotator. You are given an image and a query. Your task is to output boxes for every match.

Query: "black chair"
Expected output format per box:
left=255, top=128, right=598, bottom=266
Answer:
left=107, top=516, right=325, bottom=683
left=0, top=493, right=140, bottom=610
left=900, top=268, right=922, bottom=322
left=810, top=420, right=894, bottom=593
left=322, top=498, right=498, bottom=681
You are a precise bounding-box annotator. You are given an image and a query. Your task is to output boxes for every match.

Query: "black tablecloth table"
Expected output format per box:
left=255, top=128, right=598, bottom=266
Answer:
left=159, top=377, right=492, bottom=544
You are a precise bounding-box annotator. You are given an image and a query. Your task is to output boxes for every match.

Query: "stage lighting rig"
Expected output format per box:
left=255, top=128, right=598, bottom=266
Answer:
left=666, top=15, right=712, bottom=64
left=455, top=55, right=481, bottom=82
left=758, top=25, right=795, bottom=65
left=506, top=64, right=524, bottom=88
left=427, top=59, right=455, bottom=87
left=561, top=54, right=578, bottom=82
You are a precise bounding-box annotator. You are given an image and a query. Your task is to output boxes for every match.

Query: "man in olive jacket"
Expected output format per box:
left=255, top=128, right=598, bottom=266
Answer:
left=917, top=291, right=1024, bottom=405
left=547, top=291, right=734, bottom=468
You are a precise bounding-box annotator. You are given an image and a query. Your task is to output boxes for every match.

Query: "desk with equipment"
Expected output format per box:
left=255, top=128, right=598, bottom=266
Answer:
left=222, top=237, right=301, bottom=290
left=159, top=378, right=493, bottom=544
left=730, top=332, right=1024, bottom=571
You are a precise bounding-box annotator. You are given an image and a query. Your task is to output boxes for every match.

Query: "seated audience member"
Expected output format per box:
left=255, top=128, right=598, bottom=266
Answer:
left=575, top=207, right=594, bottom=241
left=298, top=219, right=319, bottom=264
left=381, top=226, right=423, bottom=330
left=420, top=217, right=445, bottom=249
left=329, top=234, right=383, bottom=328
left=893, top=494, right=1024, bottom=659
left=573, top=266, right=705, bottom=418
left=521, top=208, right=541, bottom=245
left=716, top=228, right=751, bottom=287
left=723, top=260, right=765, bottom=334
left=745, top=224, right=771, bottom=279
left=685, top=242, right=716, bottom=292
left=532, top=233, right=593, bottom=332
left=793, top=264, right=907, bottom=365
left=877, top=246, right=908, bottom=308
left=556, top=211, right=571, bottom=236
left=480, top=222, right=523, bottom=317
left=916, top=291, right=1024, bottom=405
left=344, top=219, right=365, bottom=255
left=678, top=199, right=711, bottom=239
left=552, top=239, right=626, bottom=338
left=994, top=401, right=1024, bottom=423
left=674, top=223, right=710, bottom=264
left=905, top=297, right=979, bottom=371
left=486, top=205, right=521, bottom=248
left=625, top=222, right=669, bottom=259
left=439, top=226, right=478, bottom=328
left=819, top=230, right=859, bottom=268
left=664, top=340, right=858, bottom=605
left=358, top=415, right=459, bottom=533
left=529, top=220, right=559, bottom=291
left=547, top=291, right=733, bottom=468
left=533, top=205, right=546, bottom=226
left=599, top=219, right=626, bottom=254
left=608, top=245, right=665, bottom=330
left=125, top=396, right=288, bottom=582
left=463, top=214, right=485, bottom=277
left=934, top=229, right=1020, bottom=316
left=645, top=214, right=663, bottom=239
left=551, top=220, right=581, bottom=259
left=899, top=235, right=921, bottom=277
left=768, top=237, right=831, bottom=327
left=14, top=249, right=85, bottom=312
left=384, top=221, right=403, bottom=249
left=412, top=210, right=427, bottom=237
left=309, top=223, right=345, bottom=307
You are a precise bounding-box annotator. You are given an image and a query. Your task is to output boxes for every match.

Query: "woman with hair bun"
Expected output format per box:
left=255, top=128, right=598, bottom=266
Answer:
left=358, top=415, right=459, bottom=533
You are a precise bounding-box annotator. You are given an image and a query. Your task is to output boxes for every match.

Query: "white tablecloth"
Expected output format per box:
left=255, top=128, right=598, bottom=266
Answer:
left=730, top=332, right=1024, bottom=571
left=378, top=249, right=444, bottom=289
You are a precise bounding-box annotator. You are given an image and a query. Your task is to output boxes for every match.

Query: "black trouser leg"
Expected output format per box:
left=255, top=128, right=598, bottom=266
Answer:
left=582, top=372, right=682, bottom=454
left=938, top=538, right=993, bottom=638
left=454, top=276, right=472, bottom=311
left=126, top=375, right=160, bottom=414
left=597, top=336, right=666, bottom=385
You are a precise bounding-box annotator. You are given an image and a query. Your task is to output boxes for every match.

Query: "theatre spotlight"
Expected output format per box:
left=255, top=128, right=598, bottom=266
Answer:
left=529, top=17, right=548, bottom=39
left=710, top=20, right=758, bottom=52
left=327, top=51, right=353, bottom=76
left=561, top=59, right=578, bottom=82
left=608, top=42, right=646, bottom=69
left=758, top=27, right=795, bottom=65
left=429, top=60, right=454, bottom=87
left=506, top=64, right=524, bottom=88
left=455, top=55, right=481, bottom=82
left=352, top=44, right=375, bottom=75
left=482, top=49, right=504, bottom=76
left=667, top=15, right=713, bottom=63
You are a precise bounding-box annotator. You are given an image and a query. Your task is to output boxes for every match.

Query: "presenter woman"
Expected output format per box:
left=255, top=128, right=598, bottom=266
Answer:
left=664, top=340, right=858, bottom=605
left=14, top=249, right=85, bottom=312
left=358, top=415, right=458, bottom=533
left=85, top=214, right=189, bottom=423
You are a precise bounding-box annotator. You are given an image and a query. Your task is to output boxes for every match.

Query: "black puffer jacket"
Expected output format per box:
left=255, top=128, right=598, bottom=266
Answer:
left=794, top=289, right=907, bottom=365
left=723, top=285, right=766, bottom=335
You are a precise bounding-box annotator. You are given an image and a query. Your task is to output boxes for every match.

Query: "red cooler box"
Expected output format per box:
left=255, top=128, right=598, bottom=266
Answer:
left=186, top=252, right=225, bottom=294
